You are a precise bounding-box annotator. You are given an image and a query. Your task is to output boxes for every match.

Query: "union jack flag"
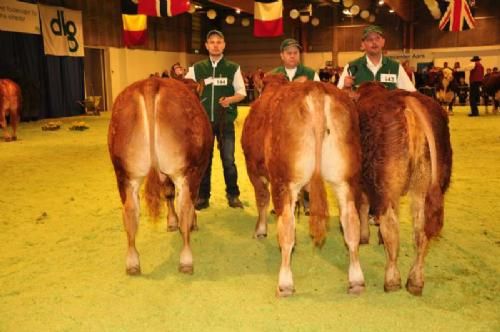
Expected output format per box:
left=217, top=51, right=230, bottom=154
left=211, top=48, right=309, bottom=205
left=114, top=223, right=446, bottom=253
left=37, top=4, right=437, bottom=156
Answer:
left=439, top=0, right=476, bottom=32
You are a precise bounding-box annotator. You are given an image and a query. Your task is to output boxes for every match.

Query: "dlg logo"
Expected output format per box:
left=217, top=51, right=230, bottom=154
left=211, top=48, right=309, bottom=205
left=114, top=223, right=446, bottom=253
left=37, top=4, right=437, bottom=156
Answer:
left=50, top=10, right=78, bottom=53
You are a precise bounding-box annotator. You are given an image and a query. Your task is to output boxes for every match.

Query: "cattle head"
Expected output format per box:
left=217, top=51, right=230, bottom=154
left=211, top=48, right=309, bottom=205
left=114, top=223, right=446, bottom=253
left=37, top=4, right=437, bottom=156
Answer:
left=179, top=78, right=205, bottom=99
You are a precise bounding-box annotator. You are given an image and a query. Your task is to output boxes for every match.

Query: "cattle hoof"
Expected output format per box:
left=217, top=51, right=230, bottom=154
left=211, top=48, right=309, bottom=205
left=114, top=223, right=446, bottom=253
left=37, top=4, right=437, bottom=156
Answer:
left=359, top=237, right=370, bottom=245
left=254, top=233, right=267, bottom=240
left=178, top=264, right=194, bottom=274
left=191, top=224, right=199, bottom=232
left=126, top=266, right=141, bottom=276
left=167, top=225, right=178, bottom=232
left=348, top=283, right=365, bottom=295
left=406, top=281, right=423, bottom=296
left=4, top=137, right=12, bottom=142
left=276, top=285, right=295, bottom=298
left=384, top=282, right=402, bottom=292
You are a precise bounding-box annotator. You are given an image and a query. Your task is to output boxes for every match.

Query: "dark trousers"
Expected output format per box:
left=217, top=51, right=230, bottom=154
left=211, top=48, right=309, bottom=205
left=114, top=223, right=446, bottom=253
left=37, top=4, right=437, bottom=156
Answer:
left=199, top=121, right=240, bottom=200
left=470, top=82, right=481, bottom=115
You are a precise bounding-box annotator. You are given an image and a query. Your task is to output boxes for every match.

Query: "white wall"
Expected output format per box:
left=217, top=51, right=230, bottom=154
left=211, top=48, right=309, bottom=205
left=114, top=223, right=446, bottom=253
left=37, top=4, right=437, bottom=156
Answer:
left=107, top=48, right=198, bottom=104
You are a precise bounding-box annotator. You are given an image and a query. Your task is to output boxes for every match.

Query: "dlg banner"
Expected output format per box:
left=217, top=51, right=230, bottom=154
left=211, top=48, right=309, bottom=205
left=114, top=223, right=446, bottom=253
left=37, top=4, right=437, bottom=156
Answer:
left=38, top=4, right=84, bottom=57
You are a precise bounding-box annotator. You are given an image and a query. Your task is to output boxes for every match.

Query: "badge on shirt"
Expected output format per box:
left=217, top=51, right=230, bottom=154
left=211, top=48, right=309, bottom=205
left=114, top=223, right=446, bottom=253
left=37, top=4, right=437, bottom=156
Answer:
left=380, top=74, right=397, bottom=83
left=204, top=77, right=213, bottom=85
left=213, top=77, right=228, bottom=86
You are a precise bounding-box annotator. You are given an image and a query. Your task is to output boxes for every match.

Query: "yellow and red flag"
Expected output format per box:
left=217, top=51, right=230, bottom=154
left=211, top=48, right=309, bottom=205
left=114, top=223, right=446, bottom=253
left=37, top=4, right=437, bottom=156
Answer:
left=253, top=0, right=283, bottom=37
left=122, top=14, right=148, bottom=47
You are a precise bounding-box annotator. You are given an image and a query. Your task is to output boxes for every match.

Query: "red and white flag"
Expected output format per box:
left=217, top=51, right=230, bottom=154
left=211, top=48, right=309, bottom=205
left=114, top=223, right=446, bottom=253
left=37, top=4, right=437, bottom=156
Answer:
left=439, top=0, right=476, bottom=32
left=253, top=0, right=283, bottom=37
left=138, top=0, right=190, bottom=17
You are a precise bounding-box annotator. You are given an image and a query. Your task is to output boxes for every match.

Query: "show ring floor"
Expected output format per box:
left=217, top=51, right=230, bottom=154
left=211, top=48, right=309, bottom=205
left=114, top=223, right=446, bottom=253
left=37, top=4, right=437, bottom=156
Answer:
left=1, top=106, right=499, bottom=331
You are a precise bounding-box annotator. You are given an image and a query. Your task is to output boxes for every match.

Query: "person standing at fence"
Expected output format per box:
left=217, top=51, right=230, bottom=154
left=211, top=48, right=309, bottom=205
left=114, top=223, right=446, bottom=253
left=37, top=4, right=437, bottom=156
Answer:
left=466, top=55, right=484, bottom=117
left=185, top=30, right=246, bottom=210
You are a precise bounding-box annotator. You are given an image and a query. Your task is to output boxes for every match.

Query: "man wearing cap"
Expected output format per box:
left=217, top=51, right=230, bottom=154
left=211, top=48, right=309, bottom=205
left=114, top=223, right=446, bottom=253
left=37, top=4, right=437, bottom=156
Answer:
left=337, top=25, right=415, bottom=92
left=466, top=55, right=484, bottom=116
left=185, top=29, right=246, bottom=210
left=271, top=38, right=320, bottom=82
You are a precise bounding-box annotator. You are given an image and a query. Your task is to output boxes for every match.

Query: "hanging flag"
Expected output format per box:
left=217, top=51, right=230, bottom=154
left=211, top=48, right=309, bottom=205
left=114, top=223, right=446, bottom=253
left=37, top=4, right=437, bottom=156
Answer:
left=138, top=0, right=190, bottom=17
left=439, top=0, right=476, bottom=32
left=254, top=0, right=283, bottom=37
left=122, top=14, right=148, bottom=47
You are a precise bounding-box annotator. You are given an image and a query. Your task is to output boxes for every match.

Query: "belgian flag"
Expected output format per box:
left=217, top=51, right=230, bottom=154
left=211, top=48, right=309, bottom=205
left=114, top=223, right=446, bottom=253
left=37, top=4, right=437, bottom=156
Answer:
left=121, top=0, right=148, bottom=47
left=253, top=0, right=283, bottom=37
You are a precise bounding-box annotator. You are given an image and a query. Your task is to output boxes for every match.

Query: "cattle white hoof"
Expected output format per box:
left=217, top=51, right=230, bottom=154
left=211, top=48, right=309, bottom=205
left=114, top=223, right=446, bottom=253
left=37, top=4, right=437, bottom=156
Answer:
left=276, top=285, right=295, bottom=298
left=406, top=280, right=423, bottom=296
left=348, top=283, right=365, bottom=295
left=253, top=232, right=267, bottom=240
left=126, top=266, right=141, bottom=276
left=178, top=264, right=194, bottom=274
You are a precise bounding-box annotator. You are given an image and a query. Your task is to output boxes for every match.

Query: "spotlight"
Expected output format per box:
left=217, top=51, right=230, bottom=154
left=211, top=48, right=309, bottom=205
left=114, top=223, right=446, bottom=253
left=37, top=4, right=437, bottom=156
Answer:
left=290, top=9, right=300, bottom=19
left=207, top=9, right=216, bottom=19
left=378, top=0, right=384, bottom=5
left=311, top=17, right=320, bottom=26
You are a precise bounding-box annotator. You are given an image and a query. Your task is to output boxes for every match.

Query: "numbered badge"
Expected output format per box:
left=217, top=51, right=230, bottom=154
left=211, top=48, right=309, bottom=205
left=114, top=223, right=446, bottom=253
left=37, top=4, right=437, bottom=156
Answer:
left=213, top=77, right=228, bottom=86
left=380, top=74, right=397, bottom=83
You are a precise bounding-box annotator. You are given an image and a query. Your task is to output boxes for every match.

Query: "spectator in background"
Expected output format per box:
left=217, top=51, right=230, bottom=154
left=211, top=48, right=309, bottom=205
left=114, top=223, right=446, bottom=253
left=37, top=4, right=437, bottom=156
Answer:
left=466, top=55, right=484, bottom=117
left=457, top=77, right=469, bottom=105
left=161, top=70, right=169, bottom=78
left=453, top=61, right=465, bottom=82
left=402, top=60, right=416, bottom=86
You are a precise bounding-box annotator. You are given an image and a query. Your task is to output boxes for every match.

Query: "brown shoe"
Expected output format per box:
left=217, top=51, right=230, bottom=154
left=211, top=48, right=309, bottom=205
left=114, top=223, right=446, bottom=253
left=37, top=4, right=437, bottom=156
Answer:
left=227, top=196, right=243, bottom=208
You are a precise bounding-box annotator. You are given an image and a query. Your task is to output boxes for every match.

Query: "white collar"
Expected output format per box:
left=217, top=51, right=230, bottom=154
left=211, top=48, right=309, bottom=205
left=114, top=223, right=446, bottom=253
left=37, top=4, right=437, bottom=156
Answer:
left=366, top=55, right=383, bottom=74
left=285, top=67, right=297, bottom=80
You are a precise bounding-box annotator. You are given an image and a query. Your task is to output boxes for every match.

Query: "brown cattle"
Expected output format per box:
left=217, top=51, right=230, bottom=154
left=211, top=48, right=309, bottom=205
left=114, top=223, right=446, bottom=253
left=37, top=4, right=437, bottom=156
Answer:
left=108, top=77, right=213, bottom=275
left=242, top=74, right=365, bottom=296
left=356, top=82, right=452, bottom=296
left=0, top=79, right=22, bottom=141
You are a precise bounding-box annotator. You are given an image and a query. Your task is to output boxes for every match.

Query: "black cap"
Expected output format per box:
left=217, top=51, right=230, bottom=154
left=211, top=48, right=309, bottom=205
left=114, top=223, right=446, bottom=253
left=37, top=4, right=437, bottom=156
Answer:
left=206, top=29, right=224, bottom=40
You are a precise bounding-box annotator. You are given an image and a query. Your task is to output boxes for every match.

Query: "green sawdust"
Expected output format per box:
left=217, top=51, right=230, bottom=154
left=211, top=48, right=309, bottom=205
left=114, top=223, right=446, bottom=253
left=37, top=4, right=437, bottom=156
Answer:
left=0, top=107, right=499, bottom=331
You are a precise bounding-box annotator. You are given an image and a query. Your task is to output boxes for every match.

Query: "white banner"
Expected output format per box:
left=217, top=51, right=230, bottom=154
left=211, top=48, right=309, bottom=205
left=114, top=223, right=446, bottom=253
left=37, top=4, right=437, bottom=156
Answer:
left=38, top=4, right=84, bottom=57
left=0, top=0, right=40, bottom=35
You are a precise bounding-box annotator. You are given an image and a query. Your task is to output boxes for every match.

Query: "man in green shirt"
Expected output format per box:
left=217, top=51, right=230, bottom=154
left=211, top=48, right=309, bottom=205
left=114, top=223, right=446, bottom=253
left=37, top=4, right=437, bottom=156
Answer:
left=185, top=30, right=246, bottom=210
left=271, top=38, right=320, bottom=82
left=337, top=25, right=415, bottom=92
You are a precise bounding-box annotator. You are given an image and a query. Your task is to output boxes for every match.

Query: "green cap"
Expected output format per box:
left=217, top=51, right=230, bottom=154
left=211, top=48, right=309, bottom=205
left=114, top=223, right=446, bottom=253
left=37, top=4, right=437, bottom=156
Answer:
left=206, top=29, right=224, bottom=40
left=280, top=38, right=303, bottom=52
left=362, top=25, right=384, bottom=40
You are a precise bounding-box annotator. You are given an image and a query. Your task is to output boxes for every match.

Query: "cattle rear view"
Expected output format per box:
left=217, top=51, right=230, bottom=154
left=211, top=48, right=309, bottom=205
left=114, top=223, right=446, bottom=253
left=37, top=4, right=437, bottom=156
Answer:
left=108, top=77, right=213, bottom=275
left=357, top=82, right=453, bottom=296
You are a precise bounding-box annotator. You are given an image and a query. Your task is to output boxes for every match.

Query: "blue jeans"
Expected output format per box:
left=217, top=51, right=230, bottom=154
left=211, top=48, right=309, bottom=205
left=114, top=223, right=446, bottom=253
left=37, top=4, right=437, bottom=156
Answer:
left=198, top=121, right=240, bottom=199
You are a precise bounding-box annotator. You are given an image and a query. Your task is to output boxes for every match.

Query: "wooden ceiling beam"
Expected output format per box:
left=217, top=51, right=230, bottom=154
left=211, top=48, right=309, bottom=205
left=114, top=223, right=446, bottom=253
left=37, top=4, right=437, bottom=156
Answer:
left=209, top=0, right=254, bottom=14
left=384, top=0, right=412, bottom=22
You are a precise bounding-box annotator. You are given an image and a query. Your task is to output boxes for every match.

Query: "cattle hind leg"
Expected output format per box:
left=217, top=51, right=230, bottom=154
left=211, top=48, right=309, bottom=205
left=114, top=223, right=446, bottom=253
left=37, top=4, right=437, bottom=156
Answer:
left=406, top=193, right=430, bottom=296
left=164, top=178, right=179, bottom=232
left=334, top=183, right=365, bottom=294
left=175, top=177, right=196, bottom=274
left=119, top=177, right=143, bottom=275
left=276, top=188, right=298, bottom=297
left=249, top=173, right=270, bottom=239
left=378, top=203, right=402, bottom=292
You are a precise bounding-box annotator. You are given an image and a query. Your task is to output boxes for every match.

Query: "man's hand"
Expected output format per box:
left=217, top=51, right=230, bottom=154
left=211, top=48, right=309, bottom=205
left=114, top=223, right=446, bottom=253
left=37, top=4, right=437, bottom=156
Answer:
left=343, top=75, right=355, bottom=89
left=219, top=96, right=231, bottom=108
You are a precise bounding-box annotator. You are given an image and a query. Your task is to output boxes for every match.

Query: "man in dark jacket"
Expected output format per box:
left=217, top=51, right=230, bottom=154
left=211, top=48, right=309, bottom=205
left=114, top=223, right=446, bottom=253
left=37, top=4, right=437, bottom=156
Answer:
left=467, top=55, right=484, bottom=116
